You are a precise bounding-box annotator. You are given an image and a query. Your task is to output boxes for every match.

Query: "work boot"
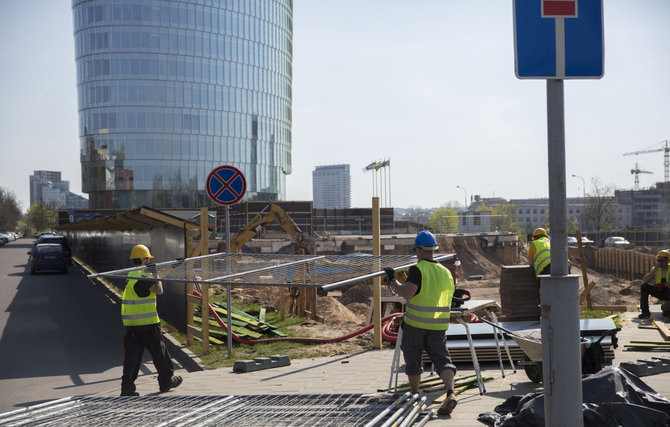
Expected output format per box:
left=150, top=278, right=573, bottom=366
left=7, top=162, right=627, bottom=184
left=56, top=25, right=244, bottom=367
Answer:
left=638, top=312, right=652, bottom=320
left=160, top=375, right=183, bottom=392
left=437, top=392, right=457, bottom=416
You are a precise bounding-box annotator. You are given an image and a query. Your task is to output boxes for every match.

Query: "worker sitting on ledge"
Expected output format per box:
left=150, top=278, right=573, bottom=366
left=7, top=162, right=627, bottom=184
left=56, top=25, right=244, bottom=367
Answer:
left=527, top=228, right=551, bottom=277
left=639, top=249, right=670, bottom=320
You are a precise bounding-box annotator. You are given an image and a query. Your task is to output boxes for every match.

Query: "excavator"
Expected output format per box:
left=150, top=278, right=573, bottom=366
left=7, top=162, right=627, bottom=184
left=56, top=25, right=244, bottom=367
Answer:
left=228, top=203, right=314, bottom=255
left=226, top=203, right=319, bottom=317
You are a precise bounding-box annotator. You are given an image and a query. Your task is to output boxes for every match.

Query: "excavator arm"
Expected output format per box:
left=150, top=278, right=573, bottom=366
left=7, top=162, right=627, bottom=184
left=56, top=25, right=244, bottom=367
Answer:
left=229, top=203, right=310, bottom=254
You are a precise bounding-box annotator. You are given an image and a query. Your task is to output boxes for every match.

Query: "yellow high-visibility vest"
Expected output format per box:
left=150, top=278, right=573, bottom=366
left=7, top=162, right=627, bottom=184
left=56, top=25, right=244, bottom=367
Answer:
left=655, top=268, right=670, bottom=285
left=404, top=260, right=454, bottom=331
left=121, top=270, right=159, bottom=326
left=532, top=237, right=551, bottom=277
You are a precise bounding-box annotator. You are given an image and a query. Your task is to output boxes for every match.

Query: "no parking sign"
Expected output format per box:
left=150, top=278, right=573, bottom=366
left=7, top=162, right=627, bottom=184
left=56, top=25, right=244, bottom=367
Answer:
left=206, top=165, right=246, bottom=205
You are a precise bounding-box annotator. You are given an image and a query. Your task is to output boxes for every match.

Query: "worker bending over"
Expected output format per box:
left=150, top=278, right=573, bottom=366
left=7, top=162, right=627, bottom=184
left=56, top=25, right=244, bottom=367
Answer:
left=383, top=230, right=457, bottom=416
left=120, top=244, right=182, bottom=396
left=528, top=228, right=551, bottom=277
left=639, top=249, right=670, bottom=320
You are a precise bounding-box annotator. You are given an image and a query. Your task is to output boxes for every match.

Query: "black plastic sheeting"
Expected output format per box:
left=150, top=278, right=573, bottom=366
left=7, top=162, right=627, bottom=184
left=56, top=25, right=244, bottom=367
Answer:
left=477, top=367, right=670, bottom=427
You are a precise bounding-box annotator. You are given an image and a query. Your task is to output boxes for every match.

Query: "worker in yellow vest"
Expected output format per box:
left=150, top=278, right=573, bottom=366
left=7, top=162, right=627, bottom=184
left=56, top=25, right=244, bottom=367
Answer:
left=639, top=249, right=670, bottom=320
left=527, top=228, right=551, bottom=277
left=383, top=230, right=457, bottom=416
left=120, top=244, right=182, bottom=396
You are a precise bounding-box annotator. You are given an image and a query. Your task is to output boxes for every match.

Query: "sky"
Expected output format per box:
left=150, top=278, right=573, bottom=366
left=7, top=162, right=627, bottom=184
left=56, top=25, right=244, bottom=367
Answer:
left=1, top=1, right=669, bottom=213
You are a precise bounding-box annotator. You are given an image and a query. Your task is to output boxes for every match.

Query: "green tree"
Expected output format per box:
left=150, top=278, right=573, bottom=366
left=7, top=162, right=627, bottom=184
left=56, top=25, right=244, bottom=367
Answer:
left=475, top=202, right=522, bottom=235
left=585, top=178, right=619, bottom=232
left=429, top=205, right=459, bottom=233
left=0, top=187, right=22, bottom=231
left=24, top=203, right=57, bottom=235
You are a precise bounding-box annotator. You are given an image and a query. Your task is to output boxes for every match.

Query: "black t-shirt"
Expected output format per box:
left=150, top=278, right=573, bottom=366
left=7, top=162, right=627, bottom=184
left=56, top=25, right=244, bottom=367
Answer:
left=406, top=259, right=440, bottom=296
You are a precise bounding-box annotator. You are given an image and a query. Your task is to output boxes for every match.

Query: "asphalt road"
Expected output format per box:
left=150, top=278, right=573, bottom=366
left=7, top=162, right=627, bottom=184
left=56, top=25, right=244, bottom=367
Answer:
left=0, top=238, right=160, bottom=413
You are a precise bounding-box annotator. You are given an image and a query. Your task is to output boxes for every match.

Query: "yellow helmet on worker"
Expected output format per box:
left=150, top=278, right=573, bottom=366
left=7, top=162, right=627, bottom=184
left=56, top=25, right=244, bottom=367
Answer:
left=532, top=228, right=548, bottom=239
left=657, top=249, right=670, bottom=259
left=130, top=244, right=153, bottom=259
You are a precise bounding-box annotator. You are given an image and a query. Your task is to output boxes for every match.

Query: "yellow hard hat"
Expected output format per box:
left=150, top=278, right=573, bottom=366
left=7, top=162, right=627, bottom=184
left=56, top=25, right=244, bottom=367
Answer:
left=657, top=250, right=670, bottom=259
left=130, top=244, right=153, bottom=259
left=532, top=228, right=548, bottom=238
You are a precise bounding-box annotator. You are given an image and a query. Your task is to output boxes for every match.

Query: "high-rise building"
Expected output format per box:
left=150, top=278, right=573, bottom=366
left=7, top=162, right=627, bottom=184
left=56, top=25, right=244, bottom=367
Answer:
left=312, top=164, right=351, bottom=208
left=72, top=0, right=293, bottom=208
left=29, top=170, right=89, bottom=209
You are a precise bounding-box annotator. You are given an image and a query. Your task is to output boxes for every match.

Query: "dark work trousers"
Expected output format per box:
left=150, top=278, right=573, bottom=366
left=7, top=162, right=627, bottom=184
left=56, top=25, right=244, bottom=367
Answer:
left=640, top=283, right=670, bottom=314
left=121, top=324, right=174, bottom=395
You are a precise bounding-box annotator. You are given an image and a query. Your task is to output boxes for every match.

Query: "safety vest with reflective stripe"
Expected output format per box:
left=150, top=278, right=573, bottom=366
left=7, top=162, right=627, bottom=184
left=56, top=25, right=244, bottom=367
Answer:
left=121, top=270, right=159, bottom=326
left=532, top=237, right=551, bottom=277
left=655, top=268, right=670, bottom=285
left=404, top=260, right=455, bottom=331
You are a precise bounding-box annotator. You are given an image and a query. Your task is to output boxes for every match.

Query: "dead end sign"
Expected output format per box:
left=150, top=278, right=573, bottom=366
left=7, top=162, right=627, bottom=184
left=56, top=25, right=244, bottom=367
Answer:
left=206, top=165, right=246, bottom=205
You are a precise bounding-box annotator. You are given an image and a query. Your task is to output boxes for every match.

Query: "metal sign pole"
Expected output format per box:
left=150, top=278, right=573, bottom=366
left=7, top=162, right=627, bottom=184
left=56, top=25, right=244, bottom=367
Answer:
left=541, top=79, right=583, bottom=426
left=225, top=205, right=233, bottom=358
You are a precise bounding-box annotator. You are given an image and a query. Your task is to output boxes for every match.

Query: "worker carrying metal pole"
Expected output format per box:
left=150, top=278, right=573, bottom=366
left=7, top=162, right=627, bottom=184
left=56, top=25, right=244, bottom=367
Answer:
left=383, top=231, right=458, bottom=416
left=120, top=244, right=183, bottom=396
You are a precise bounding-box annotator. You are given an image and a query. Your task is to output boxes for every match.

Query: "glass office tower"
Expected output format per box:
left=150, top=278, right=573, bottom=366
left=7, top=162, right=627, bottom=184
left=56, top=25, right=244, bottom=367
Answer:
left=72, top=0, right=293, bottom=208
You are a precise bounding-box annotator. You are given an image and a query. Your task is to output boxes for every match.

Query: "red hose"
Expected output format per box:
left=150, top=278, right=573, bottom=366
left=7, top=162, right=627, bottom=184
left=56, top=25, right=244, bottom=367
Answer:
left=193, top=290, right=403, bottom=345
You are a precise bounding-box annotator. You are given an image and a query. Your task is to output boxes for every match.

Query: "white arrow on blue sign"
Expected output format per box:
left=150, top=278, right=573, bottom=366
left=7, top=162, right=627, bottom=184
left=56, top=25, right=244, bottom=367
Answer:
left=514, top=0, right=604, bottom=79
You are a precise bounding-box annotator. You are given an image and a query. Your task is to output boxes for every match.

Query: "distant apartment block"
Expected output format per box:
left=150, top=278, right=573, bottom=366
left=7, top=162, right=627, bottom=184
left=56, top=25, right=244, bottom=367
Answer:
left=30, top=170, right=88, bottom=209
left=312, top=164, right=351, bottom=208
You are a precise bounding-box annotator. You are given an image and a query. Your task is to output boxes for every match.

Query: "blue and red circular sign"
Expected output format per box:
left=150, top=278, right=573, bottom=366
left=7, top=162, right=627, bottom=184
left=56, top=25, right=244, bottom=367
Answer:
left=206, top=166, right=246, bottom=205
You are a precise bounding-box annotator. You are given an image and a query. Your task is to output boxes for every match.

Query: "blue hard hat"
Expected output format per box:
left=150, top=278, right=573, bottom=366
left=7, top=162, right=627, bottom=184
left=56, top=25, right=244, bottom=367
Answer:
left=414, top=230, right=439, bottom=250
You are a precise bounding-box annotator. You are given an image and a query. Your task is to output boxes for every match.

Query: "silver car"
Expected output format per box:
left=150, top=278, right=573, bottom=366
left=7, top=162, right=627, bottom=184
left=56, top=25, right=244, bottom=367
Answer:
left=605, top=236, right=630, bottom=248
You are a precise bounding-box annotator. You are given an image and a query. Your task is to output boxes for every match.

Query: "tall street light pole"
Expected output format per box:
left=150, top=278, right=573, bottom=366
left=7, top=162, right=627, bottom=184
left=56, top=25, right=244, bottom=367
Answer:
left=571, top=174, right=586, bottom=199
left=456, top=185, right=468, bottom=211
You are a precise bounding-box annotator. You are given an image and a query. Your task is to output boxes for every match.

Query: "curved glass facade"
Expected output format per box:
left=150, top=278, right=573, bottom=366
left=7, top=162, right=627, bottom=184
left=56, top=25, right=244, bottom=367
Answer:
left=72, top=0, right=292, bottom=208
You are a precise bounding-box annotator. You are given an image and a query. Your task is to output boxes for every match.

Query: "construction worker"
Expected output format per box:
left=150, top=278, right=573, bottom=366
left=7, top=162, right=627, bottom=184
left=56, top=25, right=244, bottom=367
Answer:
left=528, top=228, right=551, bottom=277
left=120, top=244, right=182, bottom=396
left=383, top=230, right=457, bottom=416
left=638, top=249, right=670, bottom=320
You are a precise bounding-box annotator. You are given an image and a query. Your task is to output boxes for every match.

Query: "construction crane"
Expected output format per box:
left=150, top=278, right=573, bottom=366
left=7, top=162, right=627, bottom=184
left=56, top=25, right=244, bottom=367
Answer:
left=630, top=162, right=652, bottom=191
left=623, top=140, right=670, bottom=182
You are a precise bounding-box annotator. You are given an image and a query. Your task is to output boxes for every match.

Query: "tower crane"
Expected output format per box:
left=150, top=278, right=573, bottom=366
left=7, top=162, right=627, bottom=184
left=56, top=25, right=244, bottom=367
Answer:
left=623, top=140, right=670, bottom=182
left=630, top=162, right=652, bottom=191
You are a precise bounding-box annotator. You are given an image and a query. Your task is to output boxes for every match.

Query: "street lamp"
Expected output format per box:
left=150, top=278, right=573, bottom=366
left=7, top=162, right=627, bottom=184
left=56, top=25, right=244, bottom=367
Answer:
left=571, top=174, right=586, bottom=199
left=456, top=185, right=468, bottom=211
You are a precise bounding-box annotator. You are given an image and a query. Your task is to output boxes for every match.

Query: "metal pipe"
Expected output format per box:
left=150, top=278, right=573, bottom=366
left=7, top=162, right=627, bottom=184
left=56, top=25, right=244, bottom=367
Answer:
left=413, top=409, right=436, bottom=427
left=363, top=392, right=410, bottom=427
left=379, top=393, right=419, bottom=427
left=399, top=400, right=428, bottom=427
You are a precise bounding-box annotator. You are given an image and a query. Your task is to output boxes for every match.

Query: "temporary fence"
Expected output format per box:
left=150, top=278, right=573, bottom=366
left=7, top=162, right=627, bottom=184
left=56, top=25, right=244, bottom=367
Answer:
left=87, top=253, right=454, bottom=292
left=572, top=247, right=655, bottom=281
left=0, top=393, right=433, bottom=427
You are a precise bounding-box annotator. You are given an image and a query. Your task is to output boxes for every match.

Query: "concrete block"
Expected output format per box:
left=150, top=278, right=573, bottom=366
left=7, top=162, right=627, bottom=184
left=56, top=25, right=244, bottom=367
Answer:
left=233, top=355, right=290, bottom=373
left=620, top=359, right=666, bottom=377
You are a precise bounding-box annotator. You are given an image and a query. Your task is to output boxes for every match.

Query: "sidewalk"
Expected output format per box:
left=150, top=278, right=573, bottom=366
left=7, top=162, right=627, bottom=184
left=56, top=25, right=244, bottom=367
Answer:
left=98, top=308, right=670, bottom=425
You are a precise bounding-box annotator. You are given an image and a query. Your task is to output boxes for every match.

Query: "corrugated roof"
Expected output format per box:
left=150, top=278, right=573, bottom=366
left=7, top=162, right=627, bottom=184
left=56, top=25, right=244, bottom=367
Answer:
left=55, top=206, right=201, bottom=232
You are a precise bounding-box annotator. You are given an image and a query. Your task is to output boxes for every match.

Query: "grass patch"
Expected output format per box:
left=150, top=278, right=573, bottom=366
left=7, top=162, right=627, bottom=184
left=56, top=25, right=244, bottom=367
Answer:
left=166, top=301, right=346, bottom=370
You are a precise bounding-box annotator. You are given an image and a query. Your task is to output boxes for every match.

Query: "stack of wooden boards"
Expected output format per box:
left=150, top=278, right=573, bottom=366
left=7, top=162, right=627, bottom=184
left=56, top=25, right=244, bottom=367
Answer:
left=499, top=265, right=541, bottom=321
left=194, top=301, right=286, bottom=345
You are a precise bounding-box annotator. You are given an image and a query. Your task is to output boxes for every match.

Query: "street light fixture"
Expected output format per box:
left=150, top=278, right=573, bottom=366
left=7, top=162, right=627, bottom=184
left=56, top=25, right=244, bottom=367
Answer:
left=456, top=185, right=468, bottom=211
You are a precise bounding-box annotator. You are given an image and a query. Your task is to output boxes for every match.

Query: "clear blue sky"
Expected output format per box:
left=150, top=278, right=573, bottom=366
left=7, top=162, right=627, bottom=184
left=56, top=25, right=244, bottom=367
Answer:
left=1, top=1, right=669, bottom=212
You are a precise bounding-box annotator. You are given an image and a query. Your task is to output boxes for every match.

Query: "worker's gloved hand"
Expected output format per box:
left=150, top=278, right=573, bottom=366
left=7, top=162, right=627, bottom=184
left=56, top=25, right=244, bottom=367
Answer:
left=146, top=263, right=158, bottom=276
left=383, top=267, right=395, bottom=282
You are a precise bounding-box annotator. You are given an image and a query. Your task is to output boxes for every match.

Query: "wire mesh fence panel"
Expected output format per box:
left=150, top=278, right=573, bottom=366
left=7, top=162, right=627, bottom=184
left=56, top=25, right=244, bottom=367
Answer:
left=88, top=253, right=455, bottom=291
left=0, top=394, right=407, bottom=427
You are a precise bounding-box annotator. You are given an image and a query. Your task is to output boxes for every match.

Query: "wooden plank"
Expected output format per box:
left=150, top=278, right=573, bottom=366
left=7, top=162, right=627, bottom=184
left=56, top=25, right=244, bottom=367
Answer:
left=652, top=320, right=670, bottom=340
left=187, top=324, right=202, bottom=340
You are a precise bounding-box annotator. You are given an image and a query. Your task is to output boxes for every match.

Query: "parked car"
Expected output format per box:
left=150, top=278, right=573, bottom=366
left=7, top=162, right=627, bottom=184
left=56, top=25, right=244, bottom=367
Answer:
left=34, top=234, right=72, bottom=264
left=0, top=233, right=10, bottom=245
left=567, top=236, right=578, bottom=246
left=605, top=236, right=630, bottom=248
left=29, top=243, right=68, bottom=274
left=580, top=236, right=594, bottom=246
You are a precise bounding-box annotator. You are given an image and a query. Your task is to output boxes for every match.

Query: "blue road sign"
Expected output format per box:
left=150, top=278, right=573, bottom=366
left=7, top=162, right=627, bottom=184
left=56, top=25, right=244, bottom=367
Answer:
left=514, top=0, right=603, bottom=79
left=206, top=166, right=246, bottom=205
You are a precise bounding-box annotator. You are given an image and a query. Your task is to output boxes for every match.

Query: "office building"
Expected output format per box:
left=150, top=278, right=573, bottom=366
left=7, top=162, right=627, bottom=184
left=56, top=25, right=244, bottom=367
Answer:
left=29, top=170, right=89, bottom=209
left=312, top=164, right=351, bottom=208
left=72, top=0, right=293, bottom=208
